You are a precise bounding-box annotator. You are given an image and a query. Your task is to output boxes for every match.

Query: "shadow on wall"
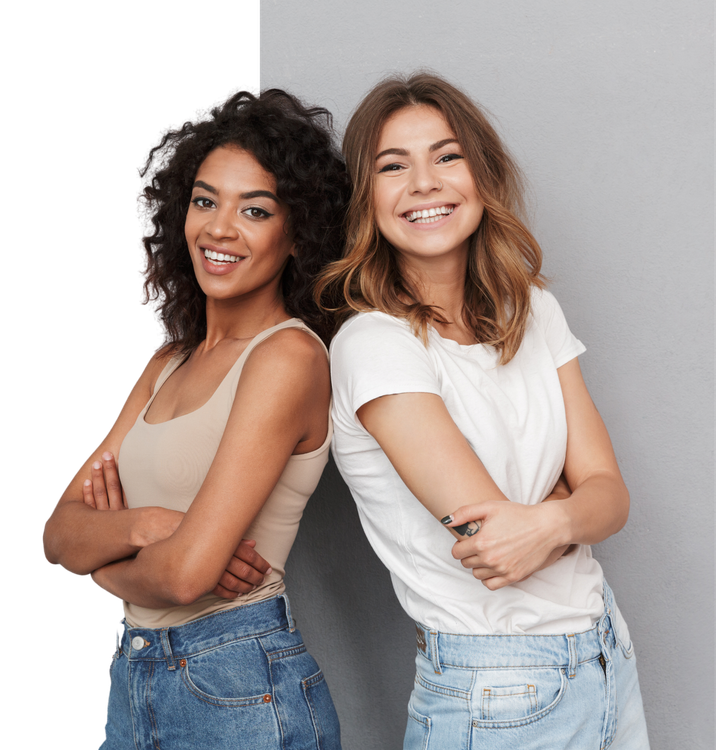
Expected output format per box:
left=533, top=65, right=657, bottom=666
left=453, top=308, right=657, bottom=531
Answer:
left=286, top=457, right=416, bottom=750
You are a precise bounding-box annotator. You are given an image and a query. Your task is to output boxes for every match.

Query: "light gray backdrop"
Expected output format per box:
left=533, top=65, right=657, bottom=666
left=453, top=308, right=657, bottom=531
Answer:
left=261, top=2, right=714, bottom=748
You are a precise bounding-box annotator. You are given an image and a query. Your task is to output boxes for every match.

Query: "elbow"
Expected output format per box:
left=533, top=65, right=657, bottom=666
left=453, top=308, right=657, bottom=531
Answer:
left=167, top=585, right=205, bottom=608
left=613, top=486, right=630, bottom=535
left=43, top=521, right=59, bottom=566
left=43, top=522, right=92, bottom=575
left=163, top=565, right=215, bottom=607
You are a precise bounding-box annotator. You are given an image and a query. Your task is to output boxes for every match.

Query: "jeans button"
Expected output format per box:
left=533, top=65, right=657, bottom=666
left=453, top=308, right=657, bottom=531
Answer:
left=132, top=636, right=145, bottom=650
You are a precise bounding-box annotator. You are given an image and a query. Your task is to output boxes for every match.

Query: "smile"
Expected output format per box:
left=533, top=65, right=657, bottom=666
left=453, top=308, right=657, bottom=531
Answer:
left=403, top=205, right=455, bottom=223
left=203, top=248, right=242, bottom=264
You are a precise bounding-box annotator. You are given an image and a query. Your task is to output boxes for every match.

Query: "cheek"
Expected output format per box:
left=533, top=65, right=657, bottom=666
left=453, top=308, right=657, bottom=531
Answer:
left=373, top=188, right=395, bottom=236
left=184, top=213, right=197, bottom=245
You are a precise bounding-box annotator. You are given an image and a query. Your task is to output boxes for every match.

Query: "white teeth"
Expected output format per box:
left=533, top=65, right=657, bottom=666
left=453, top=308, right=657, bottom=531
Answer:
left=405, top=205, right=454, bottom=223
left=204, top=249, right=240, bottom=263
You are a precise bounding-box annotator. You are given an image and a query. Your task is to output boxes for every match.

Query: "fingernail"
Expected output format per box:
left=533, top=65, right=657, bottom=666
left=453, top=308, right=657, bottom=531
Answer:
left=84, top=479, right=92, bottom=487
left=440, top=515, right=453, bottom=525
left=93, top=461, right=102, bottom=470
left=102, top=452, right=113, bottom=461
left=265, top=567, right=273, bottom=576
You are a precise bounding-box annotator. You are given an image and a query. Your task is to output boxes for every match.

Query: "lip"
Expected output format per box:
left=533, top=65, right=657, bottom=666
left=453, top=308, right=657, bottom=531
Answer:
left=198, top=244, right=246, bottom=275
left=200, top=243, right=243, bottom=259
left=399, top=202, right=458, bottom=231
left=400, top=201, right=457, bottom=216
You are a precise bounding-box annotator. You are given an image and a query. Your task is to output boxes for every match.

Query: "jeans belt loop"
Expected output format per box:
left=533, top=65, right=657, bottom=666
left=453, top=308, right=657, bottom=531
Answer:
left=415, top=624, right=428, bottom=655
left=566, top=633, right=578, bottom=679
left=429, top=630, right=442, bottom=675
left=281, top=593, right=295, bottom=633
left=160, top=628, right=177, bottom=671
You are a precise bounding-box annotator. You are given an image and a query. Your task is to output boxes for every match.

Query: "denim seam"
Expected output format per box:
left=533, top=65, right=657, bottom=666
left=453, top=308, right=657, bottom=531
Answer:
left=261, top=638, right=285, bottom=747
left=266, top=644, right=308, bottom=662
left=301, top=669, right=327, bottom=748
left=123, top=626, right=287, bottom=661
left=146, top=661, right=161, bottom=750
left=438, top=660, right=593, bottom=670
left=178, top=659, right=271, bottom=708
left=471, top=668, right=568, bottom=729
left=128, top=660, right=140, bottom=750
left=416, top=670, right=471, bottom=700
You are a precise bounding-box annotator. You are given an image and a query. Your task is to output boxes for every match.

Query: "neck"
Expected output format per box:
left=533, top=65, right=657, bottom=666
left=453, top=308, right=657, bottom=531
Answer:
left=203, top=287, right=290, bottom=350
left=400, top=249, right=467, bottom=323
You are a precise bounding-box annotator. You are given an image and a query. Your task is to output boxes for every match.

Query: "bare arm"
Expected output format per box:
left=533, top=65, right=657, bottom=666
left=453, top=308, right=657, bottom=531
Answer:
left=43, top=350, right=184, bottom=575
left=357, top=393, right=565, bottom=585
left=447, top=357, right=629, bottom=588
left=82, top=455, right=272, bottom=598
left=91, top=330, right=330, bottom=608
left=358, top=357, right=627, bottom=590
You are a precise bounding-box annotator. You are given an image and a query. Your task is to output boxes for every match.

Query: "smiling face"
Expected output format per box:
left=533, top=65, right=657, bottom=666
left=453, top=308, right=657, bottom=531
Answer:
left=184, top=145, right=294, bottom=304
left=373, top=105, right=484, bottom=270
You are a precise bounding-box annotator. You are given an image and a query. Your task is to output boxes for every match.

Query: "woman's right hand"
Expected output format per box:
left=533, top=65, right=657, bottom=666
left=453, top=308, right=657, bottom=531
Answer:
left=83, top=453, right=271, bottom=598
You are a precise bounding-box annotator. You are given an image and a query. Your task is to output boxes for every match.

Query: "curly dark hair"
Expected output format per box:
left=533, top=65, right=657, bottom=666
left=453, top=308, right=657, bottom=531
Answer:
left=141, top=89, right=349, bottom=349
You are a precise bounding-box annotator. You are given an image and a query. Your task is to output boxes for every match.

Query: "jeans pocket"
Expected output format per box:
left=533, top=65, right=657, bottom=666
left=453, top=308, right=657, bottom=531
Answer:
left=180, top=638, right=273, bottom=707
left=612, top=602, right=635, bottom=659
left=474, top=667, right=567, bottom=728
left=404, top=701, right=431, bottom=750
left=302, top=669, right=341, bottom=749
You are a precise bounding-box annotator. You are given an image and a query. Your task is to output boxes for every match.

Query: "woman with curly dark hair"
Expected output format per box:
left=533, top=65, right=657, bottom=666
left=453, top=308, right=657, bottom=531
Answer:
left=44, top=89, right=348, bottom=749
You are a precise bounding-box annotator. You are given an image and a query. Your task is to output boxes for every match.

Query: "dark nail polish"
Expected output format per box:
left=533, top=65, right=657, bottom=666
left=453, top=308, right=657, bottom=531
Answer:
left=440, top=515, right=453, bottom=525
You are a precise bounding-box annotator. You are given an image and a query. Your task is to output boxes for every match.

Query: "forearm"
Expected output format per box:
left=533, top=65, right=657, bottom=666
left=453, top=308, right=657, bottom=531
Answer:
left=92, top=537, right=214, bottom=608
left=541, top=472, right=629, bottom=547
left=92, top=556, right=181, bottom=609
left=44, top=503, right=142, bottom=574
left=44, top=503, right=182, bottom=575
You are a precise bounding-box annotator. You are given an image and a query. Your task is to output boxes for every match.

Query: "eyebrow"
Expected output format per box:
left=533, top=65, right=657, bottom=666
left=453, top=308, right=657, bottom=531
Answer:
left=375, top=138, right=460, bottom=161
left=192, top=181, right=280, bottom=203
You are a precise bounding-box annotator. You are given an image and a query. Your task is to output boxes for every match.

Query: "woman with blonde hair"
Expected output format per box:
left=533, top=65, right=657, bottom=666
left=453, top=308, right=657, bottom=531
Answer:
left=317, top=73, right=649, bottom=749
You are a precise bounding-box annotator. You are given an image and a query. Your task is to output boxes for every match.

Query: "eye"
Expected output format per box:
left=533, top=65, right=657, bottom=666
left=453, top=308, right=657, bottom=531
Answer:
left=243, top=206, right=272, bottom=219
left=377, top=162, right=404, bottom=174
left=437, top=153, right=464, bottom=164
left=191, top=196, right=215, bottom=209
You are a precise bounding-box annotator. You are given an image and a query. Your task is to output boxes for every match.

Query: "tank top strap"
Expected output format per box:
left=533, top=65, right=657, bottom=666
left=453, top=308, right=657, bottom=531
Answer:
left=224, top=318, right=327, bottom=397
left=235, top=318, right=326, bottom=368
left=151, top=353, right=185, bottom=395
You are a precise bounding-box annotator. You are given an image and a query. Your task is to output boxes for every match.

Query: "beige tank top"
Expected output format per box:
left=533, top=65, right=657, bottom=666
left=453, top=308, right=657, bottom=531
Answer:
left=117, top=319, right=332, bottom=628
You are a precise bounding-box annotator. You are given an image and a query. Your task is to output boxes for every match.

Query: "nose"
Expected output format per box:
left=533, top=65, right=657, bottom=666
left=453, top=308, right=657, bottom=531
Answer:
left=205, top=206, right=239, bottom=240
left=409, top=160, right=441, bottom=195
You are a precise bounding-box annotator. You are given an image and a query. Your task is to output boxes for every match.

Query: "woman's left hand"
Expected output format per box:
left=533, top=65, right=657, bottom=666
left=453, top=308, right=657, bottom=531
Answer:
left=446, top=499, right=567, bottom=590
left=82, top=452, right=126, bottom=510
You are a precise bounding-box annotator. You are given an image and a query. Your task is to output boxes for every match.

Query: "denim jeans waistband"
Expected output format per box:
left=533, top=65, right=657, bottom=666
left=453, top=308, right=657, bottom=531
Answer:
left=120, top=595, right=293, bottom=664
left=415, top=582, right=617, bottom=676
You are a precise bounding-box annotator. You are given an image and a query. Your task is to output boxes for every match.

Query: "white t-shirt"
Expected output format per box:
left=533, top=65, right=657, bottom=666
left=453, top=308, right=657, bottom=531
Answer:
left=330, top=287, right=605, bottom=635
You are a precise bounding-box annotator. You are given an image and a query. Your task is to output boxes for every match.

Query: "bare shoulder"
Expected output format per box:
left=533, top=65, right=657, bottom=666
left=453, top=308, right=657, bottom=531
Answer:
left=245, top=327, right=328, bottom=379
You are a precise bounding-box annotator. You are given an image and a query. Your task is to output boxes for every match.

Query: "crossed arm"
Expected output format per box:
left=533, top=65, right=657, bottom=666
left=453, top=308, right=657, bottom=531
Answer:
left=80, top=452, right=270, bottom=598
left=357, top=357, right=629, bottom=590
left=44, top=330, right=330, bottom=607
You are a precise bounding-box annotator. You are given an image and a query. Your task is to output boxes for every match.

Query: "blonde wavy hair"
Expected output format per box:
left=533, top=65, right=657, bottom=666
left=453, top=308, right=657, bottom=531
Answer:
left=315, top=72, right=544, bottom=364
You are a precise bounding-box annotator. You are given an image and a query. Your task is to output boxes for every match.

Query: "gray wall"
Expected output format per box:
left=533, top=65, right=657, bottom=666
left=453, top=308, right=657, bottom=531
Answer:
left=261, top=2, right=714, bottom=748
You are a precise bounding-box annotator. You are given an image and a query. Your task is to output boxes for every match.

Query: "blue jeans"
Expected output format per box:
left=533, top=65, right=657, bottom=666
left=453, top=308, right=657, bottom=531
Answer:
left=101, top=595, right=341, bottom=750
left=404, top=583, right=649, bottom=749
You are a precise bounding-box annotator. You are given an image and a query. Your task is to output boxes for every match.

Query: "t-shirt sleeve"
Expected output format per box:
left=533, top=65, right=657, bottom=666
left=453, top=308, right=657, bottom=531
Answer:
left=330, top=313, right=441, bottom=426
left=531, top=288, right=586, bottom=368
